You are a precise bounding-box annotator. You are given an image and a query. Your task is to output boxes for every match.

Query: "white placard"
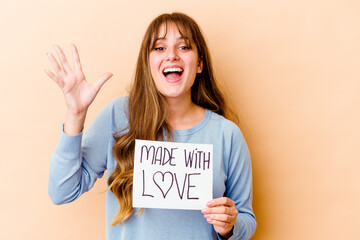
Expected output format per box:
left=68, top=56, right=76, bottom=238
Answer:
left=133, top=139, right=213, bottom=210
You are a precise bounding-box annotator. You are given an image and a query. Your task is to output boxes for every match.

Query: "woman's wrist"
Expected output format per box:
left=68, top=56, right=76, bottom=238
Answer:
left=219, top=227, right=233, bottom=239
left=64, top=110, right=87, bottom=135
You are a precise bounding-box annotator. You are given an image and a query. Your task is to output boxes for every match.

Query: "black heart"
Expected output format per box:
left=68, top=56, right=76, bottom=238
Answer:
left=153, top=171, right=174, bottom=198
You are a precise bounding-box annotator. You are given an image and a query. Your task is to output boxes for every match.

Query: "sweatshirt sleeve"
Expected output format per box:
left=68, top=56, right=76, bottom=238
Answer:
left=48, top=102, right=113, bottom=205
left=218, top=126, right=257, bottom=240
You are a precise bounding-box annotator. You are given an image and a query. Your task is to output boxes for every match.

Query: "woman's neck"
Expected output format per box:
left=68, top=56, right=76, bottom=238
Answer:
left=164, top=96, right=205, bottom=130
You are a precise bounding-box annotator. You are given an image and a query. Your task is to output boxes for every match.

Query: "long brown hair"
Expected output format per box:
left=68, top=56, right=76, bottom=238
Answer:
left=108, top=12, right=237, bottom=225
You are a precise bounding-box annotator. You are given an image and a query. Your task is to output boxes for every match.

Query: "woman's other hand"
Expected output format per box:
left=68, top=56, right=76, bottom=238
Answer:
left=202, top=197, right=238, bottom=239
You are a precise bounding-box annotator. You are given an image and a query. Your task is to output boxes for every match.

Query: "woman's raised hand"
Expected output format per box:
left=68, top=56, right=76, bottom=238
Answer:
left=45, top=44, right=113, bottom=135
left=45, top=44, right=113, bottom=115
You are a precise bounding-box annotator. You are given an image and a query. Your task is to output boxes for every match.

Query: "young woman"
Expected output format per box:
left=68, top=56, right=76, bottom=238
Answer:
left=46, top=12, right=256, bottom=240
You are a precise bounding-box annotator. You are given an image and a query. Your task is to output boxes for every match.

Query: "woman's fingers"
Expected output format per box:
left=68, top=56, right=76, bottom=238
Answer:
left=206, top=218, right=233, bottom=228
left=71, top=44, right=83, bottom=73
left=203, top=206, right=238, bottom=215
left=44, top=69, right=64, bottom=88
left=207, top=197, right=235, bottom=208
left=202, top=197, right=238, bottom=237
left=47, top=52, right=65, bottom=77
left=204, top=213, right=233, bottom=223
left=93, top=72, right=113, bottom=93
left=54, top=45, right=72, bottom=73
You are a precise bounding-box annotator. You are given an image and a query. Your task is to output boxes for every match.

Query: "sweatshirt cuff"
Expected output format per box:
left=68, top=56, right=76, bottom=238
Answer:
left=216, top=214, right=253, bottom=240
left=217, top=228, right=233, bottom=240
left=54, top=124, right=84, bottom=161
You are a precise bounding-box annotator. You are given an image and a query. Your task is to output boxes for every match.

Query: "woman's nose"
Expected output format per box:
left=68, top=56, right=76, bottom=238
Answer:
left=165, top=47, right=179, bottom=61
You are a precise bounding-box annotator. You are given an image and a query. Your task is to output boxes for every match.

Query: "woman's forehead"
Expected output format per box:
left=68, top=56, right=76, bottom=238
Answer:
left=155, top=21, right=190, bottom=40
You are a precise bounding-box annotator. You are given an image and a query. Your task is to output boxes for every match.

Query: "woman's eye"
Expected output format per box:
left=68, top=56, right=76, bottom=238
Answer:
left=154, top=47, right=164, bottom=51
left=179, top=46, right=191, bottom=50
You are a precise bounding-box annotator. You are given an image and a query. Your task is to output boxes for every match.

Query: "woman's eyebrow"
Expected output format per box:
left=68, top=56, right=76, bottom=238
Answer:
left=155, top=37, right=189, bottom=42
left=155, top=37, right=165, bottom=42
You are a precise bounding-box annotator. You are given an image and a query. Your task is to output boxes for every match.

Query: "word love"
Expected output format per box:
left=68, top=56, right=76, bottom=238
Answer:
left=133, top=140, right=213, bottom=210
left=142, top=170, right=200, bottom=200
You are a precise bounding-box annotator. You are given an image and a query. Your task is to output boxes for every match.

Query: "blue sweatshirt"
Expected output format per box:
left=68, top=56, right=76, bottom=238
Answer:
left=48, top=97, right=256, bottom=239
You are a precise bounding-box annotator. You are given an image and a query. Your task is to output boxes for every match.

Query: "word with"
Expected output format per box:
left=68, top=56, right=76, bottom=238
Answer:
left=184, top=149, right=211, bottom=170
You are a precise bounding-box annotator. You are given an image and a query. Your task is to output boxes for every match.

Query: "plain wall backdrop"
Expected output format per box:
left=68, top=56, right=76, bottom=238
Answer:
left=0, top=0, right=359, bottom=239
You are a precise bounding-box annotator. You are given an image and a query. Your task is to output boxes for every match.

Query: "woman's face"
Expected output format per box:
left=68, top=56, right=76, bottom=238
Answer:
left=149, top=23, right=203, bottom=101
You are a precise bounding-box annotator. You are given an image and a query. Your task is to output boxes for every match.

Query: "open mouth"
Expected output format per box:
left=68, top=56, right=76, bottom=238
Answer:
left=163, top=67, right=183, bottom=81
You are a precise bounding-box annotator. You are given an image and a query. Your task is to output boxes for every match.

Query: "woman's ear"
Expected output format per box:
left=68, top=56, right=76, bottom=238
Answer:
left=197, top=57, right=203, bottom=73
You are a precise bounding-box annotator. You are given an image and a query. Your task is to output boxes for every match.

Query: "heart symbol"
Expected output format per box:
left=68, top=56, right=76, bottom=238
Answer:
left=153, top=171, right=174, bottom=198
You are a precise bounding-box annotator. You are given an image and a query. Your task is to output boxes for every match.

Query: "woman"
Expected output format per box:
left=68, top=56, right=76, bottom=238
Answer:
left=46, top=12, right=256, bottom=240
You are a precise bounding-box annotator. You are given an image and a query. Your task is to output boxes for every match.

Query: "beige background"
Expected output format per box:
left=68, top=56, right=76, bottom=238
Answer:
left=1, top=0, right=359, bottom=239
